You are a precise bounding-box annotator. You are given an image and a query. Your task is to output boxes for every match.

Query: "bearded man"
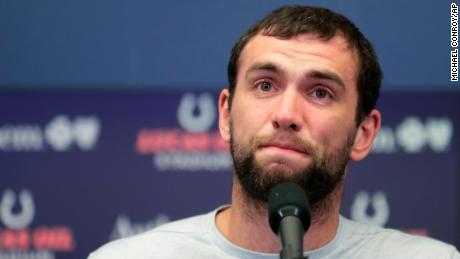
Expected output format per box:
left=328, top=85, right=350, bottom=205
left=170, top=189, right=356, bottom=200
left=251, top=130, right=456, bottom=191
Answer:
left=89, top=5, right=460, bottom=259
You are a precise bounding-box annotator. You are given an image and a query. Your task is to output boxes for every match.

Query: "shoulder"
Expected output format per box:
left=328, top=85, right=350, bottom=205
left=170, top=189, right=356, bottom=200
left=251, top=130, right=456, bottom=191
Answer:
left=88, top=211, right=215, bottom=259
left=340, top=217, right=460, bottom=259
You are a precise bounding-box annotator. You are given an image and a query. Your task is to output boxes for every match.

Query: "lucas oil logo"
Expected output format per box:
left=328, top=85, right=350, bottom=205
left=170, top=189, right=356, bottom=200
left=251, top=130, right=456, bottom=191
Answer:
left=0, top=189, right=75, bottom=259
left=136, top=93, right=231, bottom=172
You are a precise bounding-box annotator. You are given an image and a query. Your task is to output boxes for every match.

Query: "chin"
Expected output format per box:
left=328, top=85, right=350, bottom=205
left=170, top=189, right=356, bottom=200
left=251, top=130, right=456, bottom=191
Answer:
left=258, top=158, right=311, bottom=174
left=264, top=164, right=298, bottom=174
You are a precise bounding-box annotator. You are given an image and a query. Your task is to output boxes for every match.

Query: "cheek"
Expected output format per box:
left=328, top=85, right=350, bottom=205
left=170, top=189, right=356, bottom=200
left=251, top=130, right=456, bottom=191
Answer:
left=230, top=97, right=270, bottom=139
left=229, top=108, right=254, bottom=144
left=311, top=112, right=355, bottom=152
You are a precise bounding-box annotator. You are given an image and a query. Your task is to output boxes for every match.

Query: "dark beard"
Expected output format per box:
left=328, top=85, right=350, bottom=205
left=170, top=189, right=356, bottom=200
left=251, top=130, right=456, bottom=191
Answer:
left=230, top=128, right=355, bottom=217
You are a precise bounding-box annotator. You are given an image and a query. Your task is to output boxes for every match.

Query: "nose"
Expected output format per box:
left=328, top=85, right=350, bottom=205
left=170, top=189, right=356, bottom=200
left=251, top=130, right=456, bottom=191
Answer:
left=271, top=90, right=303, bottom=132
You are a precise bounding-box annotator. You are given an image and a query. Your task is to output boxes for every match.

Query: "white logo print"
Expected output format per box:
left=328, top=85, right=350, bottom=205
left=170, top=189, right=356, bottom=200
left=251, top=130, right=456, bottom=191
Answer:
left=45, top=115, right=100, bottom=151
left=44, top=116, right=74, bottom=151
left=110, top=214, right=171, bottom=240
left=177, top=93, right=215, bottom=133
left=425, top=117, right=453, bottom=153
left=73, top=116, right=101, bottom=150
left=372, top=116, right=453, bottom=154
left=0, top=125, right=43, bottom=151
left=0, top=189, right=35, bottom=229
left=396, top=117, right=425, bottom=153
left=351, top=191, right=390, bottom=227
left=372, top=126, right=397, bottom=153
left=0, top=115, right=100, bottom=152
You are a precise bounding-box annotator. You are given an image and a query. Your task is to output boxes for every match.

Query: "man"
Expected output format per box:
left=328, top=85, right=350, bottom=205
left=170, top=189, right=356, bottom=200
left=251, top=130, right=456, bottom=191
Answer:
left=89, top=5, right=460, bottom=259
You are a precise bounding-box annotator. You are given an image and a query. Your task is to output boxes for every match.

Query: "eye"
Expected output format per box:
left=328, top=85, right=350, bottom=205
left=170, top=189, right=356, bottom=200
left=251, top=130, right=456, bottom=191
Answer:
left=313, top=88, right=331, bottom=99
left=258, top=81, right=272, bottom=92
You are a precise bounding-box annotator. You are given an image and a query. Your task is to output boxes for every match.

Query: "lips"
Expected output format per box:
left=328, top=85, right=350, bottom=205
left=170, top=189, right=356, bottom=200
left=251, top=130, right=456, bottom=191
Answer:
left=259, top=142, right=307, bottom=155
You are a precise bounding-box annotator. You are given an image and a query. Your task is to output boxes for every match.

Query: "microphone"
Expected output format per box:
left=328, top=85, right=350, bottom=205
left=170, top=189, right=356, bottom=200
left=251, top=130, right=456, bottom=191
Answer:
left=268, top=182, right=311, bottom=259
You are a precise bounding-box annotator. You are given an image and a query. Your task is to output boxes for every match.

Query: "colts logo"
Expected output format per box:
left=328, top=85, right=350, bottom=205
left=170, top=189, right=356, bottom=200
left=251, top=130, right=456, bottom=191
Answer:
left=0, top=189, right=76, bottom=253
left=351, top=191, right=390, bottom=226
left=177, top=93, right=215, bottom=133
left=0, top=189, right=35, bottom=229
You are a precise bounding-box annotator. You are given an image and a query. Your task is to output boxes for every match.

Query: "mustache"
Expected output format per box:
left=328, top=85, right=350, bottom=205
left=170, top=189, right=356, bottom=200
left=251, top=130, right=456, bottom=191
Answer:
left=250, top=133, right=317, bottom=155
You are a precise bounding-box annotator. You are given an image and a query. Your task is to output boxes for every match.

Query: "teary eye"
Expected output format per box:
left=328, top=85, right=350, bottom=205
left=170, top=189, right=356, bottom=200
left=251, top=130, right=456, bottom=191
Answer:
left=314, top=88, right=330, bottom=99
left=259, top=81, right=272, bottom=91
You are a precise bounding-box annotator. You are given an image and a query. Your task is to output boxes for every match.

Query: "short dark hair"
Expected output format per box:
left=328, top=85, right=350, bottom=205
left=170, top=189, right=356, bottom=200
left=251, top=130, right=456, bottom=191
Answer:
left=227, top=5, right=382, bottom=125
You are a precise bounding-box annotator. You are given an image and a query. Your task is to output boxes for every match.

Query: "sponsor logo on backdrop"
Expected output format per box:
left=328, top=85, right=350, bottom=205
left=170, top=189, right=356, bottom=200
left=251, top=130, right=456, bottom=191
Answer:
left=109, top=214, right=170, bottom=240
left=350, top=191, right=429, bottom=237
left=0, top=189, right=75, bottom=259
left=0, top=115, right=100, bottom=152
left=136, top=93, right=232, bottom=172
left=371, top=116, right=453, bottom=154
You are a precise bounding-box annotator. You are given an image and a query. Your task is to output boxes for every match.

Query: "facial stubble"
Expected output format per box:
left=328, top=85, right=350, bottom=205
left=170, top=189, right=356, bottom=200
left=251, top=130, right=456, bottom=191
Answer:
left=230, top=121, right=356, bottom=219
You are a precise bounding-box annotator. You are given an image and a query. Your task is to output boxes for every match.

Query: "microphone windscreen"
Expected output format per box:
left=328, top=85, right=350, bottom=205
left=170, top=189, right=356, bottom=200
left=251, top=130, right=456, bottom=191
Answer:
left=268, top=182, right=311, bottom=234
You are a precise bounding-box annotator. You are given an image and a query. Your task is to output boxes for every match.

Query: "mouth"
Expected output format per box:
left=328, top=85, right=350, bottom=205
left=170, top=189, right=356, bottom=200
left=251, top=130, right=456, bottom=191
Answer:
left=259, top=142, right=308, bottom=156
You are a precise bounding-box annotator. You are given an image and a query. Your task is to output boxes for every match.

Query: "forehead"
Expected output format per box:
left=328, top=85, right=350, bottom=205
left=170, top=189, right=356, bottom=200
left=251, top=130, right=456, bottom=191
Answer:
left=238, top=33, right=359, bottom=88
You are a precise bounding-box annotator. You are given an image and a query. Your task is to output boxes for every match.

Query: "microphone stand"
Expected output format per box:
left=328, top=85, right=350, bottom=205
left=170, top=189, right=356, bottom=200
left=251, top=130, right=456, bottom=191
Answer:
left=278, top=215, right=309, bottom=259
left=267, top=182, right=311, bottom=259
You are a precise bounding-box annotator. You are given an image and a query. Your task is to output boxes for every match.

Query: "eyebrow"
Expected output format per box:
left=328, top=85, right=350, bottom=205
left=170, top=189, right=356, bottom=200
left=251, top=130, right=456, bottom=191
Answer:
left=306, top=70, right=345, bottom=89
left=245, top=62, right=286, bottom=80
left=245, top=62, right=346, bottom=89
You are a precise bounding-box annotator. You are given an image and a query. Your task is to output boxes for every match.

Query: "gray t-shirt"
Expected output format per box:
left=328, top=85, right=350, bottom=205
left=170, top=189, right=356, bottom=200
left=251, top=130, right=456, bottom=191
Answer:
left=89, top=207, right=460, bottom=259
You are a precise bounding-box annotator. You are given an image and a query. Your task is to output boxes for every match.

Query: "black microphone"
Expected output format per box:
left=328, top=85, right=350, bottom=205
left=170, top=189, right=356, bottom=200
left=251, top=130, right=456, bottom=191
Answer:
left=268, top=182, right=311, bottom=259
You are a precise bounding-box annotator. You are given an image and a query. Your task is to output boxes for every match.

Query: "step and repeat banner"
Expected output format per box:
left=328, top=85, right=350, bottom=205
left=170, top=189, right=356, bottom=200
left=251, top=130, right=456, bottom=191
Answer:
left=0, top=91, right=458, bottom=259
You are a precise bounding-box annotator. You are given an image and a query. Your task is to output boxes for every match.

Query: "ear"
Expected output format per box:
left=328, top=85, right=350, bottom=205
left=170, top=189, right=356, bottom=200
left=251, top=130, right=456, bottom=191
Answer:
left=350, top=109, right=381, bottom=161
left=218, top=89, right=231, bottom=142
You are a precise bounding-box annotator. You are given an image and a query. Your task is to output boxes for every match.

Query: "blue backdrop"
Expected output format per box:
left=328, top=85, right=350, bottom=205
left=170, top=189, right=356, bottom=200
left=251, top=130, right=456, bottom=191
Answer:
left=0, top=0, right=459, bottom=90
left=0, top=1, right=459, bottom=259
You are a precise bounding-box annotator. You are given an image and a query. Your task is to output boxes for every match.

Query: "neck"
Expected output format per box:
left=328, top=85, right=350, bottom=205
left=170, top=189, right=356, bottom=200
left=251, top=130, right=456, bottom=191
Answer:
left=215, top=176, right=343, bottom=253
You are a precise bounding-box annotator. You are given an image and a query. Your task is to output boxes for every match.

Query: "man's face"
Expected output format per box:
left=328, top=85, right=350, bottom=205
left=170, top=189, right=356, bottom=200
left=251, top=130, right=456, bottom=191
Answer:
left=222, top=33, right=361, bottom=211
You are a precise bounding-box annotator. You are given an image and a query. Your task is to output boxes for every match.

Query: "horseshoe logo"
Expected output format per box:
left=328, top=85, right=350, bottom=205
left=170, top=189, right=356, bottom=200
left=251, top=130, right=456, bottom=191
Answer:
left=177, top=93, right=215, bottom=133
left=350, top=191, right=389, bottom=227
left=0, top=189, right=35, bottom=229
